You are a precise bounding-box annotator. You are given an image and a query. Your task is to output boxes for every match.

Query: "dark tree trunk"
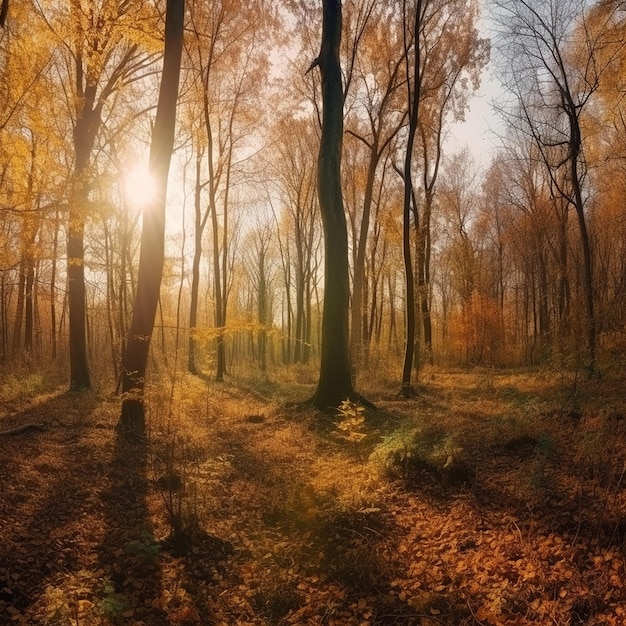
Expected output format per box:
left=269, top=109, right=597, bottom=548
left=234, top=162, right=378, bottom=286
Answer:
left=308, top=0, right=356, bottom=410
left=399, top=0, right=422, bottom=397
left=569, top=120, right=595, bottom=371
left=258, top=249, right=268, bottom=372
left=68, top=89, right=101, bottom=390
left=67, top=212, right=90, bottom=388
left=50, top=210, right=59, bottom=360
left=203, top=102, right=226, bottom=381
left=220, top=155, right=231, bottom=379
left=0, top=0, right=8, bottom=27
left=350, top=145, right=378, bottom=373
left=294, top=244, right=305, bottom=363
left=117, top=0, right=185, bottom=439
left=419, top=188, right=433, bottom=366
left=188, top=152, right=207, bottom=376
left=401, top=186, right=416, bottom=395
left=11, top=261, right=25, bottom=360
left=24, top=260, right=34, bottom=352
left=210, top=192, right=225, bottom=381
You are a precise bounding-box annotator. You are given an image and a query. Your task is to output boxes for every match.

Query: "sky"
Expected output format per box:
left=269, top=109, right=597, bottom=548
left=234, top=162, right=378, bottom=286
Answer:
left=447, top=70, right=503, bottom=168
left=443, top=3, right=506, bottom=170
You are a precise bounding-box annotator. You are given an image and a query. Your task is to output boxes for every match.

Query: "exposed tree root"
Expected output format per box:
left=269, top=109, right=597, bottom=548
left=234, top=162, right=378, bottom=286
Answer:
left=398, top=385, right=419, bottom=398
left=0, top=423, right=45, bottom=436
left=302, top=392, right=377, bottom=414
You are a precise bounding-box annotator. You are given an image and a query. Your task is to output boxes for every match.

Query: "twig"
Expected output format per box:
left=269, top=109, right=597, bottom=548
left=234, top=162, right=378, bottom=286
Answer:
left=466, top=600, right=487, bottom=626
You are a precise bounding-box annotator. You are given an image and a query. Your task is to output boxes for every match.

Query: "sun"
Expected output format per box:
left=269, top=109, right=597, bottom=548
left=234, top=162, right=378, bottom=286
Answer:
left=123, top=164, right=157, bottom=210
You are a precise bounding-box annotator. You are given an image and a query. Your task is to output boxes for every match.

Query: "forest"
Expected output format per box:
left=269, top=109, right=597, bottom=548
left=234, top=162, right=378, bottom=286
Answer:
left=1, top=0, right=626, bottom=624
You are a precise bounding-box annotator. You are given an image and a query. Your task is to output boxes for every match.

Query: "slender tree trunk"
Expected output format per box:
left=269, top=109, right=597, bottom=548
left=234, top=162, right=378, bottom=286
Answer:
left=24, top=259, right=34, bottom=352
left=278, top=241, right=293, bottom=364
left=304, top=277, right=312, bottom=364
left=570, top=140, right=595, bottom=371
left=188, top=152, right=206, bottom=375
left=203, top=102, right=226, bottom=381
left=117, top=0, right=185, bottom=438
left=294, top=246, right=305, bottom=363
left=258, top=250, right=267, bottom=372
left=50, top=210, right=59, bottom=360
left=210, top=192, right=225, bottom=381
left=350, top=146, right=378, bottom=373
left=308, top=0, right=356, bottom=410
left=220, top=153, right=232, bottom=377
left=0, top=274, right=6, bottom=361
left=103, top=221, right=119, bottom=381
left=399, top=0, right=422, bottom=397
left=12, top=262, right=25, bottom=360
left=117, top=209, right=132, bottom=373
left=420, top=189, right=433, bottom=365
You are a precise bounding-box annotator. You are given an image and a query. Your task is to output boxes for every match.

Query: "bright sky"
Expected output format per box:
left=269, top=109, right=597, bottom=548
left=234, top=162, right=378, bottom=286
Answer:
left=445, top=52, right=504, bottom=168
left=445, top=5, right=504, bottom=169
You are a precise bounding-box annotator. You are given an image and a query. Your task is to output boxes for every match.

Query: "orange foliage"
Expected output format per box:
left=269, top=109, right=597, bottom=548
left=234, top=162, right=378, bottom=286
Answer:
left=448, top=292, right=506, bottom=366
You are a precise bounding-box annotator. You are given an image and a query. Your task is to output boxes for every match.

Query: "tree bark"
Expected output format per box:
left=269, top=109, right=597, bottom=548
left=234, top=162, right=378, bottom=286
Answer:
left=308, top=0, right=356, bottom=410
left=117, top=0, right=185, bottom=438
left=24, top=259, right=34, bottom=352
left=350, top=145, right=378, bottom=374
left=399, top=0, right=422, bottom=397
left=0, top=0, right=8, bottom=27
left=50, top=209, right=59, bottom=360
left=68, top=93, right=101, bottom=389
left=188, top=151, right=206, bottom=376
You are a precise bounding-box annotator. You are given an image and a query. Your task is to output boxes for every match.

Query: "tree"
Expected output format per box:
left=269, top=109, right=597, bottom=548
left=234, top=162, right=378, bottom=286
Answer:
left=344, top=3, right=407, bottom=377
left=33, top=0, right=160, bottom=389
left=269, top=116, right=321, bottom=365
left=413, top=0, right=488, bottom=370
left=394, top=0, right=422, bottom=397
left=244, top=215, right=275, bottom=372
left=184, top=0, right=271, bottom=380
left=492, top=0, right=624, bottom=372
left=117, top=0, right=185, bottom=439
left=1, top=5, right=67, bottom=365
left=307, top=0, right=357, bottom=410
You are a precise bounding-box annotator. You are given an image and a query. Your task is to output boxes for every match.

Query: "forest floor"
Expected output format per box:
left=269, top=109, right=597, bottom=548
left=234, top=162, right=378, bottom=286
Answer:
left=1, top=365, right=626, bottom=625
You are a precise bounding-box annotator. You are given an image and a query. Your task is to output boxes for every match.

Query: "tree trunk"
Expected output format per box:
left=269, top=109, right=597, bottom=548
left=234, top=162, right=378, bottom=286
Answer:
left=50, top=208, right=59, bottom=360
left=117, top=0, right=185, bottom=438
left=308, top=0, right=356, bottom=410
left=11, top=261, right=25, bottom=360
left=401, top=189, right=416, bottom=395
left=188, top=152, right=206, bottom=376
left=203, top=97, right=226, bottom=381
left=220, top=152, right=232, bottom=378
left=24, top=259, right=34, bottom=352
left=399, top=0, right=422, bottom=397
left=258, top=249, right=268, bottom=372
left=210, top=190, right=225, bottom=381
left=350, top=145, right=378, bottom=374
left=103, top=220, right=119, bottom=381
left=420, top=189, right=433, bottom=366
left=569, top=127, right=596, bottom=372
left=68, top=91, right=101, bottom=390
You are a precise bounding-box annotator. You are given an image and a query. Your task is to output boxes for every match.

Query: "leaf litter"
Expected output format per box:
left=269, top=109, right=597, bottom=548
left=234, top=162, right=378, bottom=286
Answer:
left=0, top=369, right=625, bottom=624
